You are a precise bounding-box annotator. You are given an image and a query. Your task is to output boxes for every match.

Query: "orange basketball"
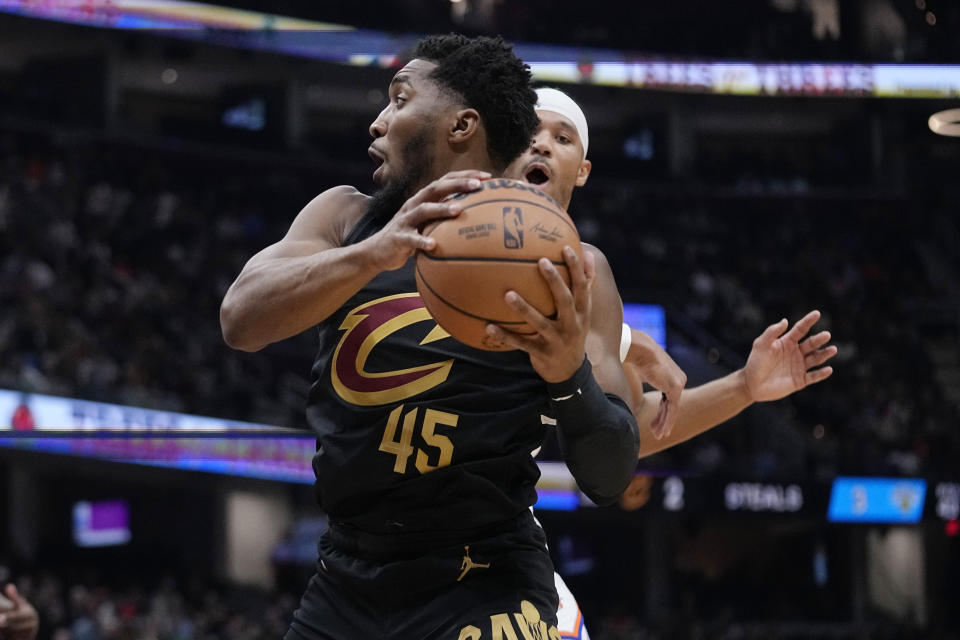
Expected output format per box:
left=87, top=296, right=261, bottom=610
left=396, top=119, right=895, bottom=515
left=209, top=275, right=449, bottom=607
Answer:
left=415, top=178, right=582, bottom=351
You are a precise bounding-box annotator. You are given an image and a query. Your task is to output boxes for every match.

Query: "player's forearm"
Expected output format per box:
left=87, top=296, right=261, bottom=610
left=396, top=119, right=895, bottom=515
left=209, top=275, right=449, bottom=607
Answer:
left=552, top=358, right=641, bottom=505
left=220, top=242, right=380, bottom=351
left=637, top=369, right=752, bottom=458
left=623, top=358, right=650, bottom=418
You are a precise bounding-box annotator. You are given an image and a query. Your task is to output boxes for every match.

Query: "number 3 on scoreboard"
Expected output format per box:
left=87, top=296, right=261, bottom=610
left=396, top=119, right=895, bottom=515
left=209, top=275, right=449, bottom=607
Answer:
left=379, top=405, right=458, bottom=475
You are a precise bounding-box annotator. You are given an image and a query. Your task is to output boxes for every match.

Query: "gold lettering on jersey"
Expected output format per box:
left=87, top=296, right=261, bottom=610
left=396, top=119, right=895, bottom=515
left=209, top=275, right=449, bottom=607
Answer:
left=331, top=293, right=453, bottom=406
left=379, top=405, right=459, bottom=475
left=415, top=409, right=458, bottom=474
left=515, top=600, right=551, bottom=640
left=490, top=615, right=519, bottom=640
left=379, top=405, right=416, bottom=473
left=457, top=601, right=560, bottom=640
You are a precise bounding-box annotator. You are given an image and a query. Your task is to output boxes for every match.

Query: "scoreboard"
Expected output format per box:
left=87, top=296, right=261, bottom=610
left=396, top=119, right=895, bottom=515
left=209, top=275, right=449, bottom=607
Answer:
left=613, top=474, right=960, bottom=525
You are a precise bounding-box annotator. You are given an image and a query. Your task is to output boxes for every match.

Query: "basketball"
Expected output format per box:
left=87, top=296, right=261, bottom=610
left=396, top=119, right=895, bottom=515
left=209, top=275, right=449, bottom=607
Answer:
left=415, top=178, right=583, bottom=351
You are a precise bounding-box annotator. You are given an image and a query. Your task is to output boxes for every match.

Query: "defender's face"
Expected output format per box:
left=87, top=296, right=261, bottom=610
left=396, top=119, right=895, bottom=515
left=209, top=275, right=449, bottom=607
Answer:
left=504, top=109, right=589, bottom=210
left=368, top=59, right=447, bottom=188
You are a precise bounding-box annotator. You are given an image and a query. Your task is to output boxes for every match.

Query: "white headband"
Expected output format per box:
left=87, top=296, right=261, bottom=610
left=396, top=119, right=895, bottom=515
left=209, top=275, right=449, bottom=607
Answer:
left=535, top=87, right=589, bottom=158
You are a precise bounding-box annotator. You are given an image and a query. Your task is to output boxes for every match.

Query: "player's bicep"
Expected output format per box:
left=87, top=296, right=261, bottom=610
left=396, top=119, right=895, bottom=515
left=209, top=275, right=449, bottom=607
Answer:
left=583, top=246, right=633, bottom=406
left=244, top=185, right=366, bottom=266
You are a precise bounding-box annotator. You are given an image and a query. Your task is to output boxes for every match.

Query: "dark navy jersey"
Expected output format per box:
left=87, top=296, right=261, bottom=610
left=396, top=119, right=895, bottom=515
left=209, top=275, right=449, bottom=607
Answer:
left=307, top=209, right=550, bottom=534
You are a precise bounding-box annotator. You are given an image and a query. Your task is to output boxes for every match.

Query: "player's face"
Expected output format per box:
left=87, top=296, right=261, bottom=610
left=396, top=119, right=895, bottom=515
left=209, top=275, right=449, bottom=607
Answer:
left=504, top=110, right=591, bottom=210
left=368, top=59, right=447, bottom=193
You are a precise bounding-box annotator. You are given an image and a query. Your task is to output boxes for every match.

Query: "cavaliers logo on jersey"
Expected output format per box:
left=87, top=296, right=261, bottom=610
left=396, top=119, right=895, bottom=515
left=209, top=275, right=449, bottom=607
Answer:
left=331, top=293, right=453, bottom=406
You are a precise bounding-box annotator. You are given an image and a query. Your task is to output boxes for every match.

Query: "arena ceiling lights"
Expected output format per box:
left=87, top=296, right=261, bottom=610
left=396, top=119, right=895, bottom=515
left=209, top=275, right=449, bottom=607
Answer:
left=0, top=0, right=353, bottom=31
left=4, top=0, right=960, bottom=98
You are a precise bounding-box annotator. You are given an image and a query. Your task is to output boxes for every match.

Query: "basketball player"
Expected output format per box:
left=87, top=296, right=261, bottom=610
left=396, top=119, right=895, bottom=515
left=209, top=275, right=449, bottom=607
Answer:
left=0, top=583, right=38, bottom=640
left=505, top=87, right=838, bottom=639
left=221, top=36, right=640, bottom=639
left=507, top=88, right=836, bottom=448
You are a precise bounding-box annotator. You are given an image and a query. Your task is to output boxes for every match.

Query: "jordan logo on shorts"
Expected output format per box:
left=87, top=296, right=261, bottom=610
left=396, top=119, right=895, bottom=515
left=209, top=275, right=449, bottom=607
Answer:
left=457, top=545, right=490, bottom=582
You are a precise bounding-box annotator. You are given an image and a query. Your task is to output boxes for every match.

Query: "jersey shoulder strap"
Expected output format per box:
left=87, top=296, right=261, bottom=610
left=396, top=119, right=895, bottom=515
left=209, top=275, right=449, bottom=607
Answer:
left=343, top=207, right=385, bottom=247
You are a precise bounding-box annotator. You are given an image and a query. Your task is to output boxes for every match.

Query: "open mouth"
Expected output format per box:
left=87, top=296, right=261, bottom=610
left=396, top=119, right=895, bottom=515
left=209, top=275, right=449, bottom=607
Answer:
left=525, top=167, right=549, bottom=185
left=368, top=147, right=385, bottom=167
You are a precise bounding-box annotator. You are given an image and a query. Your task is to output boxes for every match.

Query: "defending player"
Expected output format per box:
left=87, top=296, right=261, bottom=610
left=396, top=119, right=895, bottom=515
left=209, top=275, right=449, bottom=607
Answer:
left=504, top=87, right=838, bottom=639
left=221, top=36, right=639, bottom=639
left=507, top=88, right=836, bottom=449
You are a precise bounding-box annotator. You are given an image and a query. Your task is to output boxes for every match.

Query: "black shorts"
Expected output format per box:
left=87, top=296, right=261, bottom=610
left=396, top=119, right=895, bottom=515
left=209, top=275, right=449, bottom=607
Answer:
left=284, top=510, right=561, bottom=640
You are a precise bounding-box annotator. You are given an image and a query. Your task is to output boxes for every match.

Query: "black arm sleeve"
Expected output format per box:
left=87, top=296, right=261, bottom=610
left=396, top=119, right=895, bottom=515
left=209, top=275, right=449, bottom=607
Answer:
left=548, top=357, right=640, bottom=506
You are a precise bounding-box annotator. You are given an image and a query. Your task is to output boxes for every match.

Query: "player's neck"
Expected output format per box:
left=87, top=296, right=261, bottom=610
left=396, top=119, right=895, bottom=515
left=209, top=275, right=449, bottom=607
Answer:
left=442, top=148, right=499, bottom=178
left=413, top=155, right=499, bottom=193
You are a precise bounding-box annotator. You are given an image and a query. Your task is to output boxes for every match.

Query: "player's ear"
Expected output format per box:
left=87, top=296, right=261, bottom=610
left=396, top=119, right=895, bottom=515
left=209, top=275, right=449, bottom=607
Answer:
left=575, top=159, right=592, bottom=187
left=449, top=108, right=480, bottom=144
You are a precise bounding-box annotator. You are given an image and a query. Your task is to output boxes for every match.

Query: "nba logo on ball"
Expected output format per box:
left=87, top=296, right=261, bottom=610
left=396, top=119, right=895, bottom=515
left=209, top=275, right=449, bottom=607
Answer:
left=415, top=179, right=582, bottom=350
left=502, top=207, right=524, bottom=249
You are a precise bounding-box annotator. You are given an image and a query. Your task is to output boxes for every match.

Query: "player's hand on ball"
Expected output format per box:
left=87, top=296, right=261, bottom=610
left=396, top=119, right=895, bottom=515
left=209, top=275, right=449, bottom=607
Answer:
left=367, top=170, right=489, bottom=271
left=486, top=246, right=594, bottom=383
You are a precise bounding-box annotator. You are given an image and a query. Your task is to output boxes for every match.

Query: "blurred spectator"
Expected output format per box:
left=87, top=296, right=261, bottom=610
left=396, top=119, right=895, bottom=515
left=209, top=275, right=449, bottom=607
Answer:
left=0, top=567, right=942, bottom=640
left=3, top=570, right=292, bottom=640
left=0, top=583, right=38, bottom=640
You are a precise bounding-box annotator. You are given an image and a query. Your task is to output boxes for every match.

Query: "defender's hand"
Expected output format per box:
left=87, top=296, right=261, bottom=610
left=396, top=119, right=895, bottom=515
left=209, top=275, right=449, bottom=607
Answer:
left=367, top=170, right=489, bottom=272
left=624, top=329, right=687, bottom=439
left=743, top=310, right=837, bottom=403
left=485, top=246, right=594, bottom=383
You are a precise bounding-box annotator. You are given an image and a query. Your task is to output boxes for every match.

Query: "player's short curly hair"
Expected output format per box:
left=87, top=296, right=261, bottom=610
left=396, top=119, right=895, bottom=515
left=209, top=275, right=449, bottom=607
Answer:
left=412, top=34, right=538, bottom=172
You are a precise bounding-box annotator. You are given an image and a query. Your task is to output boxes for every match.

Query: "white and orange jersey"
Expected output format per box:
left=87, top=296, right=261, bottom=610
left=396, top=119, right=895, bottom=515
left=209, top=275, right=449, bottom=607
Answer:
left=554, top=571, right=590, bottom=639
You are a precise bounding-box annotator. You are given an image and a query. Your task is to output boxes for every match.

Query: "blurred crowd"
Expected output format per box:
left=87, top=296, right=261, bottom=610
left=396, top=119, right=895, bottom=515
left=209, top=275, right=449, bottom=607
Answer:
left=3, top=568, right=953, bottom=640
left=1, top=122, right=958, bottom=478
left=1, top=570, right=294, bottom=640
left=571, top=182, right=959, bottom=479
left=0, top=127, right=318, bottom=429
